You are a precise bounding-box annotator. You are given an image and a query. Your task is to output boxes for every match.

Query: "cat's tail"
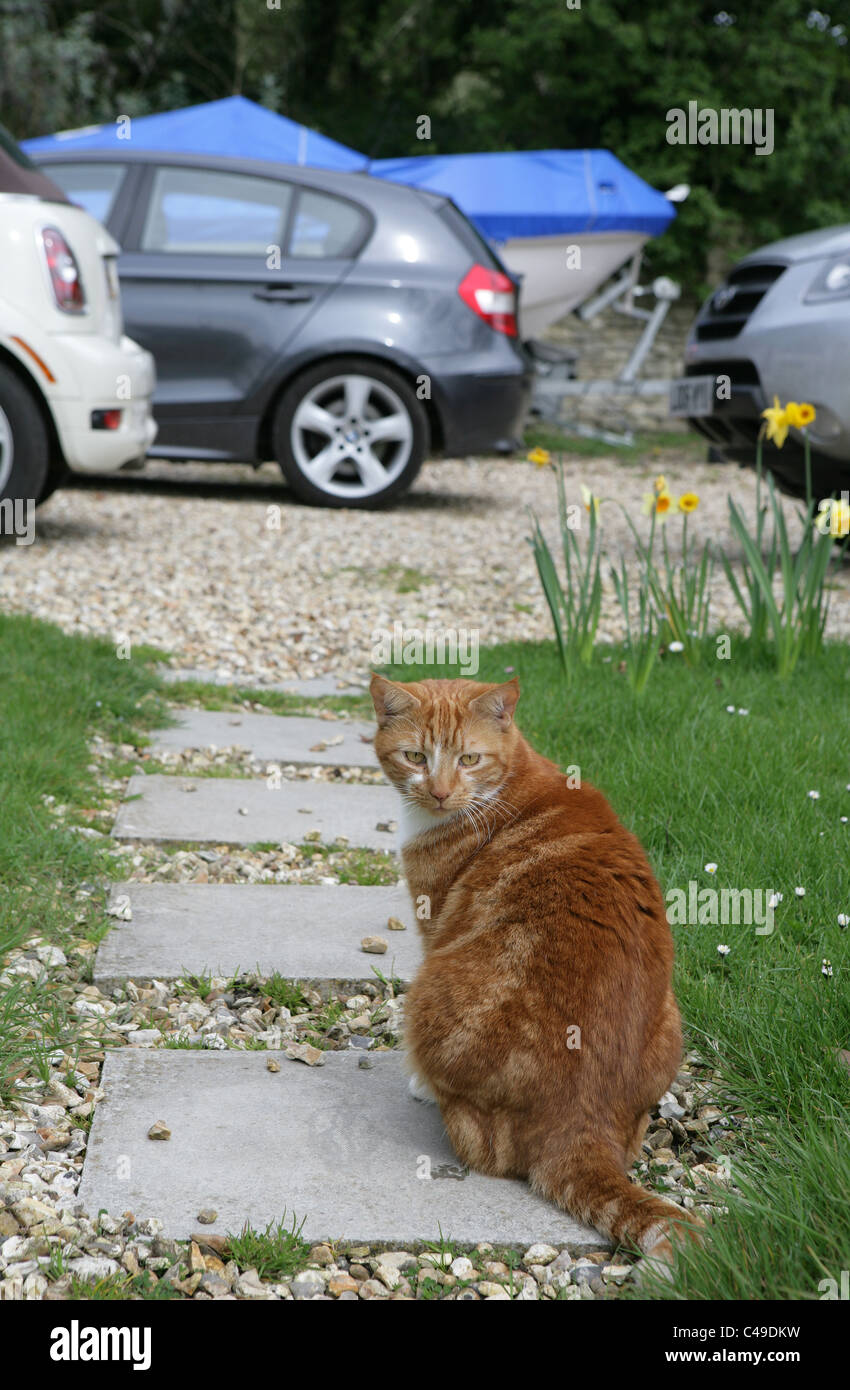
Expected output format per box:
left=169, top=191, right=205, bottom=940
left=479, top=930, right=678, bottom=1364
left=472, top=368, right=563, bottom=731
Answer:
left=530, top=1139, right=701, bottom=1261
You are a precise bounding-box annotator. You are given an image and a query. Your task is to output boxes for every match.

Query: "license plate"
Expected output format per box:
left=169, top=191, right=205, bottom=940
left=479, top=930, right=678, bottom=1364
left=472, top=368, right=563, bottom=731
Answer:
left=670, top=375, right=715, bottom=417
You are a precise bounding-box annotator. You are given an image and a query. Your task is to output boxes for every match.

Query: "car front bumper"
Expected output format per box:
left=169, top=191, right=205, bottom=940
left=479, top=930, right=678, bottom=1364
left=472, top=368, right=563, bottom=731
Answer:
left=682, top=261, right=850, bottom=492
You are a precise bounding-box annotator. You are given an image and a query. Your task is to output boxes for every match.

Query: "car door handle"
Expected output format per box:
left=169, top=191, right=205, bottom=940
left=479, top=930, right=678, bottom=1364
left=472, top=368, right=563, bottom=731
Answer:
left=252, top=286, right=314, bottom=303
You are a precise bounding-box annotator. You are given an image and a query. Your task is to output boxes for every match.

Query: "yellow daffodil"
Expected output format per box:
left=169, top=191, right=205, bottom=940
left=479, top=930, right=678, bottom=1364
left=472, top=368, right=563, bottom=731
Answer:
left=761, top=396, right=790, bottom=448
left=785, top=401, right=817, bottom=429
left=642, top=488, right=672, bottom=518
left=527, top=446, right=552, bottom=467
left=761, top=397, right=817, bottom=447
left=678, top=492, right=700, bottom=513
left=580, top=483, right=601, bottom=520
left=828, top=498, right=850, bottom=537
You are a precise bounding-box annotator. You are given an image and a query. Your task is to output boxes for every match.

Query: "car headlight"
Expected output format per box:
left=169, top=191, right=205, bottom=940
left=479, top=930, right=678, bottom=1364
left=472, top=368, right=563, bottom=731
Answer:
left=805, top=256, right=850, bottom=302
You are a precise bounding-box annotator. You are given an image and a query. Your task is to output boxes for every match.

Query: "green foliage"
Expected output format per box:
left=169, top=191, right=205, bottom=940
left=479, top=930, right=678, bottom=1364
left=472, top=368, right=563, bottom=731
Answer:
left=610, top=546, right=659, bottom=696
left=528, top=461, right=603, bottom=681
left=225, top=1213, right=310, bottom=1280
left=263, top=974, right=308, bottom=1011
left=650, top=514, right=715, bottom=664
left=722, top=441, right=846, bottom=677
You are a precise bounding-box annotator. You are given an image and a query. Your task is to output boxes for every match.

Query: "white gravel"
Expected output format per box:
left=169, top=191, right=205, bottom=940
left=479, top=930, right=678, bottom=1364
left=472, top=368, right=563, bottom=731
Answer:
left=1, top=456, right=847, bottom=681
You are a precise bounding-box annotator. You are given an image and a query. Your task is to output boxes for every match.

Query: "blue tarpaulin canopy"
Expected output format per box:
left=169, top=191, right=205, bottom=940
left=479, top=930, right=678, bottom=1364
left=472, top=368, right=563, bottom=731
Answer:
left=23, top=102, right=675, bottom=245
left=368, top=149, right=675, bottom=241
left=21, top=95, right=367, bottom=172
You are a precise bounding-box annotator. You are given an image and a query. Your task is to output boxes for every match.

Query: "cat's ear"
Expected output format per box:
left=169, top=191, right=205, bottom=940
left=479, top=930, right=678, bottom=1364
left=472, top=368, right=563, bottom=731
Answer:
left=370, top=673, right=422, bottom=727
left=469, top=677, right=520, bottom=729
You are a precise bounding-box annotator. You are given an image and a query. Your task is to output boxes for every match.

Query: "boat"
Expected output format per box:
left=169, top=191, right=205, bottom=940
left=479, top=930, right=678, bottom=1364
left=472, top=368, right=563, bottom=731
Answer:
left=368, top=149, right=677, bottom=336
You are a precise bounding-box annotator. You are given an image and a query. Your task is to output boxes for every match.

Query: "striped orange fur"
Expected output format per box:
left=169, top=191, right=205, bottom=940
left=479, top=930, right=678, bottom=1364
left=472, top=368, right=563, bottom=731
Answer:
left=370, top=672, right=700, bottom=1262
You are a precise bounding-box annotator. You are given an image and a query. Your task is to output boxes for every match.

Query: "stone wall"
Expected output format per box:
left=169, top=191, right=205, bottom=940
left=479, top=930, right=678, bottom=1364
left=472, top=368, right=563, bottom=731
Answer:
left=540, top=298, right=701, bottom=435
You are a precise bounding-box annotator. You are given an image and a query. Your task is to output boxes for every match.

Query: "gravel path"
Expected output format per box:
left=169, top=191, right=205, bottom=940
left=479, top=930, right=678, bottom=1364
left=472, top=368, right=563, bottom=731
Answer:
left=3, top=456, right=848, bottom=683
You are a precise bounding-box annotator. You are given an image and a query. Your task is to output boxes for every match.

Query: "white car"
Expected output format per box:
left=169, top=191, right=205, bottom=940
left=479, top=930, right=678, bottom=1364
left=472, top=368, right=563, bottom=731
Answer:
left=0, top=130, right=156, bottom=508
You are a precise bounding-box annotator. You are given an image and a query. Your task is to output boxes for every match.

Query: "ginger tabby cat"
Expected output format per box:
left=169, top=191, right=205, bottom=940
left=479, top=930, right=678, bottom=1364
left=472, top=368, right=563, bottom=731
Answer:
left=370, top=672, right=699, bottom=1263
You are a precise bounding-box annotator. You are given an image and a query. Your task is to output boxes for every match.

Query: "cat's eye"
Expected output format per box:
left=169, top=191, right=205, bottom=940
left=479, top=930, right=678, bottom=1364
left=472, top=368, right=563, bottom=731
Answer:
left=458, top=753, right=480, bottom=767
left=404, top=750, right=427, bottom=765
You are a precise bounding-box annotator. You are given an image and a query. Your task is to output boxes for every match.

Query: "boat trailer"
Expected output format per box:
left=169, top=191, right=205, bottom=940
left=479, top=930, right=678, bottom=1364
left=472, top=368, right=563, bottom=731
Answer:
left=527, top=257, right=682, bottom=445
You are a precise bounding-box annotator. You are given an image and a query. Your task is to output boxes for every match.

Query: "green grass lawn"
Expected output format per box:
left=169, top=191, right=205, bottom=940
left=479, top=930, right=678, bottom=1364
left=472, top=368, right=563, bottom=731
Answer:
left=524, top=421, right=707, bottom=464
left=0, top=613, right=168, bottom=1089
left=382, top=639, right=850, bottom=1300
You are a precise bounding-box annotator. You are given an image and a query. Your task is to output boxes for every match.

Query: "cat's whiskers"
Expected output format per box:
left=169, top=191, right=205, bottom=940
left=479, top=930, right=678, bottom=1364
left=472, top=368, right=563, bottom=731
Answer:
left=460, top=801, right=489, bottom=849
left=468, top=786, right=521, bottom=842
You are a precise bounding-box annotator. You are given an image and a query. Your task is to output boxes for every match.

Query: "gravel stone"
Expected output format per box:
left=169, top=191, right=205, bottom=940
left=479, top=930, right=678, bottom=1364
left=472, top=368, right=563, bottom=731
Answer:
left=523, top=1242, right=558, bottom=1265
left=3, top=459, right=849, bottom=687
left=66, top=1255, right=121, bottom=1280
left=291, top=1270, right=327, bottom=1299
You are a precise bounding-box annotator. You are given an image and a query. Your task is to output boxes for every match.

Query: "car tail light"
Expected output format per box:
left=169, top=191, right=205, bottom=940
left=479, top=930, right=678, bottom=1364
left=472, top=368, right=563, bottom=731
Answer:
left=40, top=226, right=86, bottom=313
left=457, top=264, right=518, bottom=336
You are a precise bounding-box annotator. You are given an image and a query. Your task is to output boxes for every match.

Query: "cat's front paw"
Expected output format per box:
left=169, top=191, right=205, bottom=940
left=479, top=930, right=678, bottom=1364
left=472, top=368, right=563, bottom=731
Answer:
left=407, top=1073, right=437, bottom=1104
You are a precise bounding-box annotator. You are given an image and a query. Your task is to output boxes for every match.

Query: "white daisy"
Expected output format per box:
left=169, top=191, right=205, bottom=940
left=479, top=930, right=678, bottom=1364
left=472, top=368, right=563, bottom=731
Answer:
left=795, top=887, right=805, bottom=897
left=838, top=914, right=849, bottom=928
left=717, top=944, right=731, bottom=956
left=726, top=705, right=736, bottom=714
left=822, top=959, right=833, bottom=977
left=668, top=641, right=684, bottom=653
left=738, top=708, right=749, bottom=716
left=705, top=862, right=718, bottom=874
left=808, top=790, right=820, bottom=800
left=768, top=892, right=783, bottom=909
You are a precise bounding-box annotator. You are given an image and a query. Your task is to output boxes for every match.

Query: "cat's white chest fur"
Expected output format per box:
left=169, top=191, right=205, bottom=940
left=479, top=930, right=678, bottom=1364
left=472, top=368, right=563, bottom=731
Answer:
left=396, top=800, right=443, bottom=853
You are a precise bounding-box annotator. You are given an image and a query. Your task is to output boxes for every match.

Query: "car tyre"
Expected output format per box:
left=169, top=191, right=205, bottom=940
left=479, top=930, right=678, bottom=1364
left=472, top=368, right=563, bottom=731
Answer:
left=0, top=364, right=50, bottom=510
left=272, top=356, right=428, bottom=509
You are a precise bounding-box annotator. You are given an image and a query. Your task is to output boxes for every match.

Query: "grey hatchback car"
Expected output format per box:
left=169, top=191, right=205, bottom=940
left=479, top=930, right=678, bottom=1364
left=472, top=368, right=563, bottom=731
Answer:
left=35, top=150, right=532, bottom=507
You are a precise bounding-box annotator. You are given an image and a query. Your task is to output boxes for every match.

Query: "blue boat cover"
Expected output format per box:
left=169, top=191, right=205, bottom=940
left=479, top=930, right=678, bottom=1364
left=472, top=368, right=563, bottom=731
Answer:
left=368, top=149, right=675, bottom=240
left=21, top=95, right=367, bottom=172
left=23, top=104, right=673, bottom=242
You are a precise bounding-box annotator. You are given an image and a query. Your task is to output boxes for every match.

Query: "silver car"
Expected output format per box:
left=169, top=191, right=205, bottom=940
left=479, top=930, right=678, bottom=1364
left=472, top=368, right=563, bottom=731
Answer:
left=673, top=225, right=850, bottom=499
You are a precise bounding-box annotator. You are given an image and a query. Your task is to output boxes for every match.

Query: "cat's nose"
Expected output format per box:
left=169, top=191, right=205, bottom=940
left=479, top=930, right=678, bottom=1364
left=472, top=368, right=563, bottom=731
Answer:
left=431, top=789, right=450, bottom=803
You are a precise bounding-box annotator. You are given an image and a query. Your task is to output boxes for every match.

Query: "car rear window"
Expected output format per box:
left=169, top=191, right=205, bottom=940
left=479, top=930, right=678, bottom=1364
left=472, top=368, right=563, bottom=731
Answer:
left=288, top=188, right=369, bottom=259
left=37, top=162, right=126, bottom=223
left=141, top=166, right=293, bottom=254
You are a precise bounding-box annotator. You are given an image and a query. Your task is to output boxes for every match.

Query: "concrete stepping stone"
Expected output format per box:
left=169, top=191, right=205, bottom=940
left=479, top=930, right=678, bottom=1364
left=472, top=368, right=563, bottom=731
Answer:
left=161, top=668, right=366, bottom=697
left=94, top=883, right=419, bottom=987
left=151, top=710, right=376, bottom=766
left=112, top=775, right=397, bottom=847
left=78, top=1050, right=605, bottom=1249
